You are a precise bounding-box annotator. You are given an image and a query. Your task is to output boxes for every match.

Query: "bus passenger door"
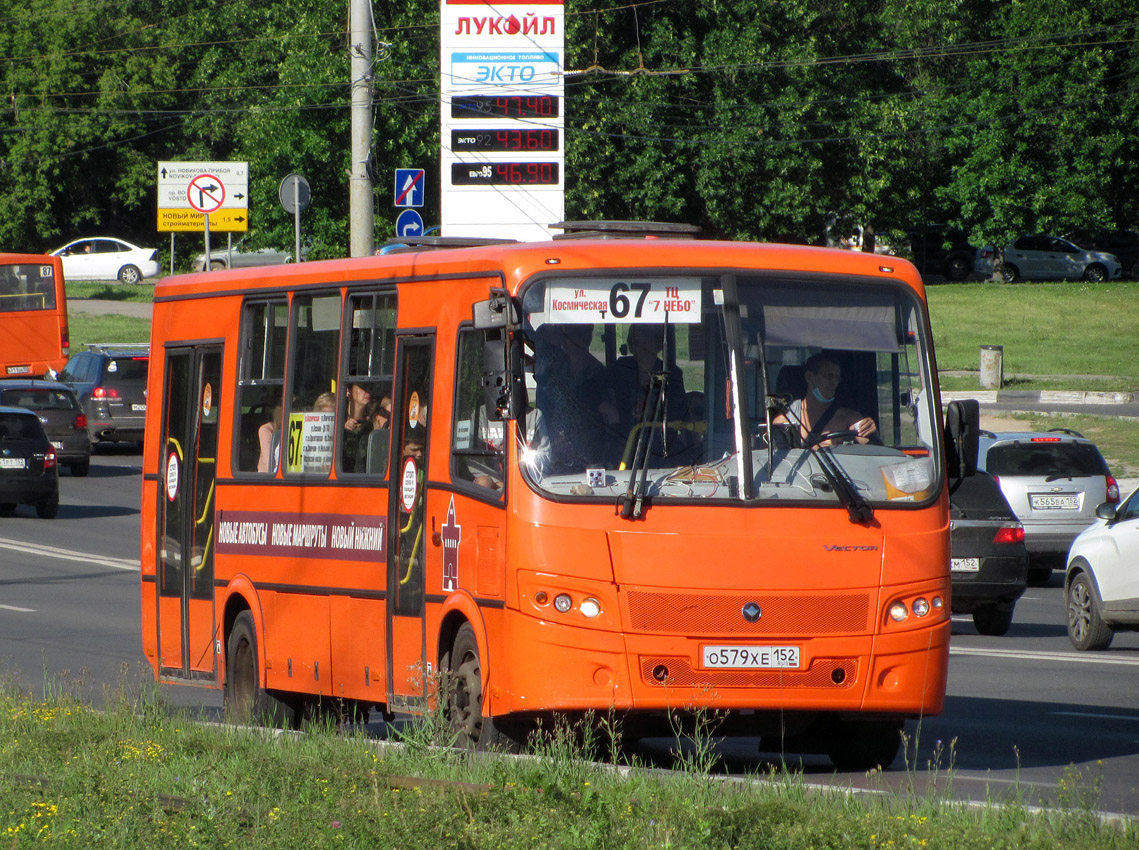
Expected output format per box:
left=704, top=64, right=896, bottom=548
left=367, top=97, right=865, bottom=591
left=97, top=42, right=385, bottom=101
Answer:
left=386, top=335, right=433, bottom=712
left=155, top=346, right=222, bottom=681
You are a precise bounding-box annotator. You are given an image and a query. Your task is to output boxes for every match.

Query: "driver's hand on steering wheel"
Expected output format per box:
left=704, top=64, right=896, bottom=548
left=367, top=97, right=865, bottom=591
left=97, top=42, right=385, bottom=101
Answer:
left=852, top=417, right=877, bottom=442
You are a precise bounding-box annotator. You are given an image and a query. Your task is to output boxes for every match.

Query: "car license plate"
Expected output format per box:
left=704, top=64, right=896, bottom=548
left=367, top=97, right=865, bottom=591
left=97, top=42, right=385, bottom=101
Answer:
left=1029, top=493, right=1079, bottom=510
left=131, top=403, right=146, bottom=412
left=0, top=457, right=27, bottom=469
left=702, top=645, right=799, bottom=669
left=51, top=441, right=64, bottom=450
left=5, top=365, right=30, bottom=375
left=951, top=557, right=980, bottom=572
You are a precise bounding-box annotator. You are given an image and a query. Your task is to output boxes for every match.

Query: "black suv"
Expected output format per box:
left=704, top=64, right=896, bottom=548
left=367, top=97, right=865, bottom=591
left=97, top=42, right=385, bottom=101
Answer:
left=0, top=405, right=60, bottom=518
left=906, top=226, right=976, bottom=281
left=58, top=344, right=149, bottom=445
left=949, top=472, right=1028, bottom=636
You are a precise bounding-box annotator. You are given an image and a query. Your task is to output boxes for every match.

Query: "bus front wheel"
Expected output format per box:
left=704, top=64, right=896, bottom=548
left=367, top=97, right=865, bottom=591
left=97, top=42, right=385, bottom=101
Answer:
left=225, top=610, right=295, bottom=727
left=443, top=623, right=517, bottom=751
left=825, top=719, right=904, bottom=771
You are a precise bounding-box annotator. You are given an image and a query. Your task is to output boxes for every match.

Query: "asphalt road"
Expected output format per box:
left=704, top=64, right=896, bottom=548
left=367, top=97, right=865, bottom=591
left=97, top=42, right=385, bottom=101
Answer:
left=2, top=449, right=1137, bottom=816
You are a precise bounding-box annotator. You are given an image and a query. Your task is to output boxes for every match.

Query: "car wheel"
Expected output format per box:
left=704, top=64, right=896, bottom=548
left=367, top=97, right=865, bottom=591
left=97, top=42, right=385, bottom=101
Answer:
left=117, top=264, right=142, bottom=285
left=36, top=499, right=58, bottom=519
left=0, top=503, right=16, bottom=514
left=1067, top=571, right=1113, bottom=651
left=972, top=604, right=1014, bottom=637
left=825, top=718, right=903, bottom=771
left=70, top=460, right=90, bottom=477
left=1001, top=264, right=1019, bottom=283
left=224, top=610, right=296, bottom=727
left=1082, top=263, right=1107, bottom=283
left=442, top=623, right=523, bottom=751
left=210, top=260, right=226, bottom=271
left=945, top=256, right=970, bottom=281
left=1027, top=564, right=1053, bottom=585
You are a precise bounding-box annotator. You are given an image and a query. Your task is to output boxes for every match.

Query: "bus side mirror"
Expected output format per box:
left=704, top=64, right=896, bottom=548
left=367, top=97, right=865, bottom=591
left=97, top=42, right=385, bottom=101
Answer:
left=480, top=329, right=528, bottom=421
left=944, top=398, right=979, bottom=479
left=473, top=295, right=511, bottom=330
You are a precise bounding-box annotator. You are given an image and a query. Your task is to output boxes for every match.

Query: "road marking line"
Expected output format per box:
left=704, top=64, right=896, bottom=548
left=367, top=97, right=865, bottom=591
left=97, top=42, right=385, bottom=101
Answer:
left=0, top=537, right=139, bottom=572
left=1051, top=711, right=1139, bottom=723
left=951, top=646, right=1139, bottom=666
left=0, top=604, right=35, bottom=612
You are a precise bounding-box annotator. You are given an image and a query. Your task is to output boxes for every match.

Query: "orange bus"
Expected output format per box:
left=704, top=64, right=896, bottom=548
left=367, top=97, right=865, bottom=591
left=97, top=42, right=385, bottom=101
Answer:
left=140, top=223, right=978, bottom=770
left=0, top=253, right=70, bottom=378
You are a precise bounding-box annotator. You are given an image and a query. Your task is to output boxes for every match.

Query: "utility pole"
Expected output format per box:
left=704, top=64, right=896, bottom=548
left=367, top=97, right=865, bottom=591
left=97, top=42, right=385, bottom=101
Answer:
left=349, top=0, right=375, bottom=257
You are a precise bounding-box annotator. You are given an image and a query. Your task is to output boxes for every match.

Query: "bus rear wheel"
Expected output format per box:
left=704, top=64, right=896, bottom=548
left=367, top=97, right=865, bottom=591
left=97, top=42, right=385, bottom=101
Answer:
left=825, top=719, right=904, bottom=771
left=443, top=623, right=517, bottom=751
left=225, top=610, right=295, bottom=727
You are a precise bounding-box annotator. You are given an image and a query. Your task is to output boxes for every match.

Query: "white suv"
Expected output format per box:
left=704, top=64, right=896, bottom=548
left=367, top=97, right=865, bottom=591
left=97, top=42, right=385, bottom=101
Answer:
left=1065, top=486, right=1139, bottom=650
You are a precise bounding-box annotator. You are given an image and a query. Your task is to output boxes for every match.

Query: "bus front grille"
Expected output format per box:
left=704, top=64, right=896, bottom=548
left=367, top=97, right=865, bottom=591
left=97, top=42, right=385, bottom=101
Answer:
left=626, top=590, right=871, bottom=636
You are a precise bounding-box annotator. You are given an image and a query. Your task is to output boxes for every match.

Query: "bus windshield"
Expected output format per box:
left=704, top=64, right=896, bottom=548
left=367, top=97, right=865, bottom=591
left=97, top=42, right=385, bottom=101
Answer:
left=0, top=262, right=58, bottom=312
left=519, top=273, right=940, bottom=509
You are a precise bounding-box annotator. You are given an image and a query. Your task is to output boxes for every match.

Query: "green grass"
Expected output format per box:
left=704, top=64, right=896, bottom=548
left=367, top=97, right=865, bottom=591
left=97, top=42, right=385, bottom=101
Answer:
left=65, top=281, right=155, bottom=303
left=926, top=281, right=1139, bottom=390
left=1, top=682, right=1133, bottom=849
left=67, top=313, right=151, bottom=351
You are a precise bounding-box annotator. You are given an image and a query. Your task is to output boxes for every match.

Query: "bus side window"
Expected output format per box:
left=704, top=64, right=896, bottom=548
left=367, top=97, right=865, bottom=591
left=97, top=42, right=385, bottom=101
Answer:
left=284, top=292, right=341, bottom=477
left=235, top=299, right=287, bottom=474
left=451, top=328, right=505, bottom=494
left=339, top=290, right=397, bottom=476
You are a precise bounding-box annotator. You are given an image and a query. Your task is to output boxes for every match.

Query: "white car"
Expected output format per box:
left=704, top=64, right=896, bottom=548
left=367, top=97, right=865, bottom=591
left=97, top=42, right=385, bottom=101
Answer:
left=50, top=238, right=160, bottom=284
left=975, top=234, right=1122, bottom=283
left=1065, top=486, right=1139, bottom=650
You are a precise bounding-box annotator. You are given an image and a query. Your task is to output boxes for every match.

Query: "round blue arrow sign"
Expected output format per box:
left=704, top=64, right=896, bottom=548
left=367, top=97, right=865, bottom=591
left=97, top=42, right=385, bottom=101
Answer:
left=396, top=209, right=424, bottom=238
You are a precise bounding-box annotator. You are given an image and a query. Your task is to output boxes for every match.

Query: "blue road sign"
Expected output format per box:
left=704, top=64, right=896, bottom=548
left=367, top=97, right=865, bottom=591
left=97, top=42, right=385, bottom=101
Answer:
left=394, top=168, right=425, bottom=208
left=396, top=209, right=425, bottom=238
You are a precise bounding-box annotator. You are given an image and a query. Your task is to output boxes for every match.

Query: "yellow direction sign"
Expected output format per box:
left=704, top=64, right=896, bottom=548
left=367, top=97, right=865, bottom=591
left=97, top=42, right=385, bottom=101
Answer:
left=157, top=208, right=249, bottom=233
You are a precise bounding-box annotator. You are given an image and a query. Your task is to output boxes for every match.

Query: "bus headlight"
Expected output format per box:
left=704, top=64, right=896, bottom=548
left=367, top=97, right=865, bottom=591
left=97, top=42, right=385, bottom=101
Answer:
left=888, top=602, right=909, bottom=622
left=912, top=597, right=930, bottom=617
left=580, top=597, right=601, bottom=619
left=554, top=594, right=572, bottom=613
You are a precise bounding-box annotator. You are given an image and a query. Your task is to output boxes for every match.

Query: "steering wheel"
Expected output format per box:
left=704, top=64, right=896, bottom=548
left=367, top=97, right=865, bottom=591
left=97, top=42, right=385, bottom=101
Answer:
left=806, top=428, right=859, bottom=448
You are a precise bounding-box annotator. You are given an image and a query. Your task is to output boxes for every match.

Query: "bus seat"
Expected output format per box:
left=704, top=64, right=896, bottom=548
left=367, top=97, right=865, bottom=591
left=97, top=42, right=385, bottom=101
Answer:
left=775, top=365, right=807, bottom=399
left=366, top=429, right=390, bottom=475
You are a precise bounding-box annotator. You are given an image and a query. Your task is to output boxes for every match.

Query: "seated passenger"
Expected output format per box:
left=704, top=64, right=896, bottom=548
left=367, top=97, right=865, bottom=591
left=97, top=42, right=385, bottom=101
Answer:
left=609, top=324, right=687, bottom=451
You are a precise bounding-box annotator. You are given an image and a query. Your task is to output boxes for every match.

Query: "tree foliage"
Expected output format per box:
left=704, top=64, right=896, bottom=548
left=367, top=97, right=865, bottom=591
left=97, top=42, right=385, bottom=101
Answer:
left=1, top=0, right=1136, bottom=265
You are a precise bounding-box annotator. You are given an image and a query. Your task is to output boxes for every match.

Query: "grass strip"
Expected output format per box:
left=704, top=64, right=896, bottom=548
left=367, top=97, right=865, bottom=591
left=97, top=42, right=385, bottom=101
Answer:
left=1, top=683, right=1134, bottom=849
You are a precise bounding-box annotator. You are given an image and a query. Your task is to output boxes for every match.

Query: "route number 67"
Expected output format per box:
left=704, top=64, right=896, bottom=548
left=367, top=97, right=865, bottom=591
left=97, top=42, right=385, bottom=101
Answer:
left=609, top=282, right=651, bottom=319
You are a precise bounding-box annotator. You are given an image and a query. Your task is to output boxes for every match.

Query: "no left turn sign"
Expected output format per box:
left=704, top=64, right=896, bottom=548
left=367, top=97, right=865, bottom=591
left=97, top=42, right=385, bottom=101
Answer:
left=187, top=173, right=226, bottom=214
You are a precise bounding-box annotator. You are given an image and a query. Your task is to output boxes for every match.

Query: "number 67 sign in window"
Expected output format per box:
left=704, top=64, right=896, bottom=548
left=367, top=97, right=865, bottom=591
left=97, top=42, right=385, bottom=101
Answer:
left=546, top=278, right=701, bottom=324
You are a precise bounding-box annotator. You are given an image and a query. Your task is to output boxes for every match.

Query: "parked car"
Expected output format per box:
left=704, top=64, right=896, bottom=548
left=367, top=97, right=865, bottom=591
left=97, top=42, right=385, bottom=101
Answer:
left=193, top=237, right=299, bottom=271
left=0, top=380, right=91, bottom=476
left=906, top=226, right=976, bottom=281
left=1064, top=485, right=1139, bottom=650
left=1064, top=229, right=1139, bottom=279
left=58, top=344, right=150, bottom=445
left=977, top=429, right=1119, bottom=583
left=49, top=238, right=159, bottom=284
left=949, top=472, right=1028, bottom=636
left=974, top=235, right=1122, bottom=283
left=0, top=405, right=59, bottom=518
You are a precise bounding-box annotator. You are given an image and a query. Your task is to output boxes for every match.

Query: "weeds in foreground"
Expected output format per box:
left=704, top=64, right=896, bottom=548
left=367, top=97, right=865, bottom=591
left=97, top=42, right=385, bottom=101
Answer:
left=1, top=676, right=1135, bottom=849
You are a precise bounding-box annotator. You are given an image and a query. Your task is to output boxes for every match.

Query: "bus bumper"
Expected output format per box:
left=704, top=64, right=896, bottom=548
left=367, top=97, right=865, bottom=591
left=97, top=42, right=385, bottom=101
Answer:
left=495, top=613, right=949, bottom=719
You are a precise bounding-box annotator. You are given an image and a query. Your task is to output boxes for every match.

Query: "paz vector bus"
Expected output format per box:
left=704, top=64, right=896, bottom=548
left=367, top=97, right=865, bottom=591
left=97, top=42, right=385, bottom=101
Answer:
left=140, top=222, right=979, bottom=770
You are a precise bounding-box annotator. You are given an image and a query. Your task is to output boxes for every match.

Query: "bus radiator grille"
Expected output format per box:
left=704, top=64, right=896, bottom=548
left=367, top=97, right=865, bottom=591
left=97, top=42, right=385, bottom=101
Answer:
left=626, top=591, right=870, bottom=636
left=639, top=657, right=857, bottom=689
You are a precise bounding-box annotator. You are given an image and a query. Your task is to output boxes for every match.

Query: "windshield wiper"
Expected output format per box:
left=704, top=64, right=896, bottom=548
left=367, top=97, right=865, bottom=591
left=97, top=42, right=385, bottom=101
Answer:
left=619, top=328, right=671, bottom=520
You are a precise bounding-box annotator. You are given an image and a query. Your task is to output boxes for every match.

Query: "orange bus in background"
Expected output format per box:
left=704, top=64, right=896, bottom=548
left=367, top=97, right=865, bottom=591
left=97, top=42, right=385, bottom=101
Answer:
left=0, top=253, right=69, bottom=378
left=140, top=223, right=979, bottom=770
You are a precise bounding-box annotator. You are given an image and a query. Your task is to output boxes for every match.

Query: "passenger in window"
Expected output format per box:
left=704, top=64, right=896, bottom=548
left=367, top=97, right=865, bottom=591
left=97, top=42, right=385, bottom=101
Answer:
left=256, top=404, right=282, bottom=473
left=774, top=352, right=877, bottom=446
left=342, top=382, right=373, bottom=470
left=609, top=323, right=687, bottom=442
left=534, top=323, right=620, bottom=472
left=313, top=392, right=336, bottom=412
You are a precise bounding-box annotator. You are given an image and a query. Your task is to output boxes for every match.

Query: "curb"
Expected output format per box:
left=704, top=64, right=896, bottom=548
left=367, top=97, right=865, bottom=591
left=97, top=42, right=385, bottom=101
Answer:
left=941, top=390, right=1136, bottom=405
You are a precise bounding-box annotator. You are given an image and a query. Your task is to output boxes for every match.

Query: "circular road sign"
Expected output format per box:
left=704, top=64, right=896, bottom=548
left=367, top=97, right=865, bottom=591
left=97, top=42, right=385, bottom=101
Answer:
left=187, top=173, right=226, bottom=214
left=279, top=173, right=311, bottom=214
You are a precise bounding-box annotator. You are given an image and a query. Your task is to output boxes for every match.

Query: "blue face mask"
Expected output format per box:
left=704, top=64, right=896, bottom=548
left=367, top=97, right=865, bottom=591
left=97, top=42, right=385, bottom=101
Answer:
left=812, top=386, right=835, bottom=404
